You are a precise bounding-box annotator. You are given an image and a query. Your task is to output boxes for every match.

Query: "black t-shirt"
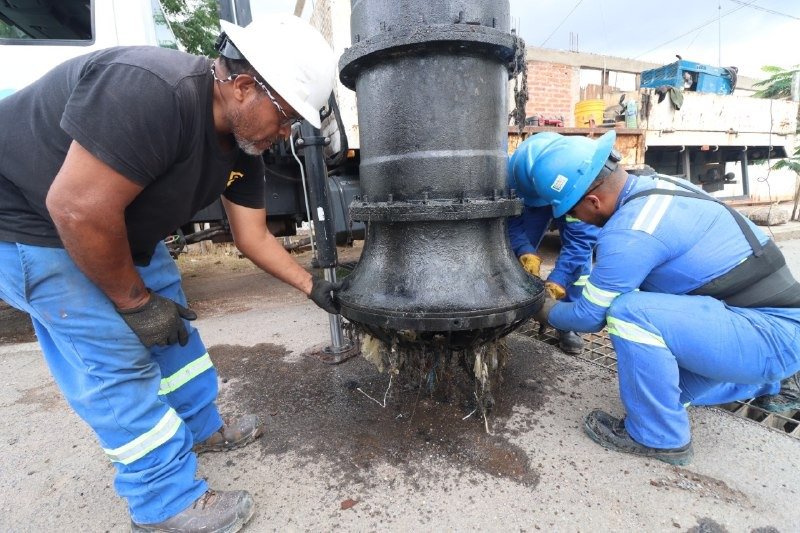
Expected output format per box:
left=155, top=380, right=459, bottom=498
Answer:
left=0, top=46, right=265, bottom=264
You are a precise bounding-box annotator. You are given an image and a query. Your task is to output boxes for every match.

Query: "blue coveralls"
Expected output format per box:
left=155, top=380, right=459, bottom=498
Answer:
left=508, top=206, right=599, bottom=302
left=0, top=241, right=221, bottom=524
left=549, top=174, right=800, bottom=449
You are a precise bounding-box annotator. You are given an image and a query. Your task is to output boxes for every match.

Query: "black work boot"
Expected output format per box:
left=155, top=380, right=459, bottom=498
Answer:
left=131, top=489, right=255, bottom=532
left=583, top=409, right=694, bottom=466
left=751, top=372, right=800, bottom=413
left=193, top=414, right=264, bottom=454
left=558, top=330, right=584, bottom=355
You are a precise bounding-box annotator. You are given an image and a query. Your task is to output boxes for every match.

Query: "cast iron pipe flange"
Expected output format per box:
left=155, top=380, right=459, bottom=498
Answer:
left=340, top=24, right=520, bottom=88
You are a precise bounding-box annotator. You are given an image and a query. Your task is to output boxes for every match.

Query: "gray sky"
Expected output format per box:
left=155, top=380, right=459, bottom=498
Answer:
left=250, top=0, right=798, bottom=78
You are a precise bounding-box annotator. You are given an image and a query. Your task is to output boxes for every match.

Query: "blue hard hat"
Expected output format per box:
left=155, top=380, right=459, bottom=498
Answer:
left=508, top=132, right=563, bottom=208
left=530, top=130, right=617, bottom=217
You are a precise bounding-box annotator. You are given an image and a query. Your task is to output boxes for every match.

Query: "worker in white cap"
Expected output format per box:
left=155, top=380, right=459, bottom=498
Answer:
left=0, top=14, right=338, bottom=532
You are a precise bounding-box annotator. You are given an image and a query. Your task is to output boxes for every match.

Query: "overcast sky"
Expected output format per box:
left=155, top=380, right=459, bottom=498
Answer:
left=250, top=0, right=798, bottom=78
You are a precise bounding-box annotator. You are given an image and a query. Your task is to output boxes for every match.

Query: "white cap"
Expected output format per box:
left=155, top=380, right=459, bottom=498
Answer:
left=220, top=15, right=336, bottom=128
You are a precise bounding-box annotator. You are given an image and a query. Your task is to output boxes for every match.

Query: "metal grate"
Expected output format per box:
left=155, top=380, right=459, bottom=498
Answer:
left=518, top=322, right=800, bottom=440
left=518, top=322, right=618, bottom=371
left=716, top=400, right=800, bottom=438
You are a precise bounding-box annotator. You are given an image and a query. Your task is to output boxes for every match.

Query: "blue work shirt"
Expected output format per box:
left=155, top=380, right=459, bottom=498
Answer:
left=508, top=206, right=599, bottom=290
left=549, top=174, right=800, bottom=332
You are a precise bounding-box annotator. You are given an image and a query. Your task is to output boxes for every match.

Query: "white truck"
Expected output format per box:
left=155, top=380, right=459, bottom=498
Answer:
left=0, top=0, right=177, bottom=99
left=641, top=89, right=798, bottom=201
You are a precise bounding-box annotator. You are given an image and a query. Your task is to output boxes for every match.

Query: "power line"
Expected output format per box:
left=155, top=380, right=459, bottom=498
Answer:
left=728, top=0, right=800, bottom=20
left=633, top=0, right=756, bottom=59
left=596, top=0, right=611, bottom=55
left=540, top=0, right=585, bottom=47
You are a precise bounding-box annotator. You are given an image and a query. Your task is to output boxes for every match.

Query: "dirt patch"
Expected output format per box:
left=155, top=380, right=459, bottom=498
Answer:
left=650, top=469, right=752, bottom=507
left=208, top=334, right=573, bottom=490
left=682, top=517, right=778, bottom=533
left=686, top=518, right=730, bottom=533
left=11, top=381, right=62, bottom=411
left=0, top=304, right=36, bottom=345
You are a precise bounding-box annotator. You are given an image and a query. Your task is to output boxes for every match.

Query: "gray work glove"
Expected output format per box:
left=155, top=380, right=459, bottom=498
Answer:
left=116, top=289, right=197, bottom=347
left=533, top=296, right=557, bottom=328
left=309, top=277, right=346, bottom=314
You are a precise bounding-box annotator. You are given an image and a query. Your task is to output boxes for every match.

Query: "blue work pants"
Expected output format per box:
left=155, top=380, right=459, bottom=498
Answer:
left=607, top=291, right=800, bottom=449
left=0, top=241, right=222, bottom=524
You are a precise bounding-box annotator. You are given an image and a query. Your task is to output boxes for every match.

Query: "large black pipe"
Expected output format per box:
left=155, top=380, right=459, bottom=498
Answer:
left=338, top=0, right=542, bottom=348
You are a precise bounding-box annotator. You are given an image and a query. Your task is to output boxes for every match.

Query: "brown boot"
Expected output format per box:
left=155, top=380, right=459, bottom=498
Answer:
left=131, top=489, right=254, bottom=532
left=193, top=414, right=264, bottom=454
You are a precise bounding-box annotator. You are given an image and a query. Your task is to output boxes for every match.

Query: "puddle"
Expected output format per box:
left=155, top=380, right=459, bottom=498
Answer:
left=209, top=334, right=565, bottom=489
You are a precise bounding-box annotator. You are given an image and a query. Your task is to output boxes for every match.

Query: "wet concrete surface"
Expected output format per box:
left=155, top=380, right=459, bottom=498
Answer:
left=1, top=316, right=797, bottom=530
left=1, top=242, right=800, bottom=530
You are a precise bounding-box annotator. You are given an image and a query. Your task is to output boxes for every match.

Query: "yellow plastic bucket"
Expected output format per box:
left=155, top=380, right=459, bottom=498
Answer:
left=574, top=99, right=605, bottom=127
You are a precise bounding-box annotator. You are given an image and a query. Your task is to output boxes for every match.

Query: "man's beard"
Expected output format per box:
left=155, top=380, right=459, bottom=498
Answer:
left=230, top=98, right=269, bottom=156
left=233, top=133, right=263, bottom=156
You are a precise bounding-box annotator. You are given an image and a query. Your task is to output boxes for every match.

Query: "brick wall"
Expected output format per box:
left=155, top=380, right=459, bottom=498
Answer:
left=524, top=60, right=579, bottom=126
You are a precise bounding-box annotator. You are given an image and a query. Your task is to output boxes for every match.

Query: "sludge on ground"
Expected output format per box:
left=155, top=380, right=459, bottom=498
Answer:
left=207, top=334, right=584, bottom=490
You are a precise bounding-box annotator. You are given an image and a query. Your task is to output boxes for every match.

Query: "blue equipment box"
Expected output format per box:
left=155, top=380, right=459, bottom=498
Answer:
left=640, top=60, right=734, bottom=95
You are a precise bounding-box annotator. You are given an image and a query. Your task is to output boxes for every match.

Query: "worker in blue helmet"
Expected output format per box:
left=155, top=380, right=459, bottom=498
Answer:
left=507, top=133, right=600, bottom=354
left=529, top=130, right=800, bottom=465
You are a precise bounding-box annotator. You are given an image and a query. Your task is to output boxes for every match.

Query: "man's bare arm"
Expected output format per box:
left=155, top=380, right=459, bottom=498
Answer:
left=46, top=140, right=148, bottom=310
left=221, top=197, right=313, bottom=295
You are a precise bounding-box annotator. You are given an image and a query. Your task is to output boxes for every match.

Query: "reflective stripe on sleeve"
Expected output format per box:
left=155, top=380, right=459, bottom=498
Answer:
left=573, top=274, right=589, bottom=287
left=607, top=317, right=667, bottom=348
left=582, top=280, right=620, bottom=308
left=103, top=408, right=183, bottom=465
left=158, top=353, right=214, bottom=395
left=565, top=215, right=581, bottom=223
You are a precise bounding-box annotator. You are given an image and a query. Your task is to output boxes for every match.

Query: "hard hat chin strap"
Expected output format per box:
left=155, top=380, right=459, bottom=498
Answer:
left=596, top=148, right=622, bottom=181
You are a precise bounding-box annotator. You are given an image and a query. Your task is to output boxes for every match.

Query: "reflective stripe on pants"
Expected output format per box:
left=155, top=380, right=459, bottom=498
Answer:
left=0, top=241, right=216, bottom=524
left=606, top=291, right=800, bottom=449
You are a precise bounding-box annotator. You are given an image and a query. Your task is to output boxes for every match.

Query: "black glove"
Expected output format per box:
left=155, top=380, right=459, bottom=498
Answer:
left=116, top=289, right=197, bottom=348
left=533, top=296, right=557, bottom=327
left=309, top=277, right=346, bottom=314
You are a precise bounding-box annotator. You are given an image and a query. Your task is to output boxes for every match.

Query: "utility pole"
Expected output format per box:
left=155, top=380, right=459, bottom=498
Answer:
left=717, top=1, right=722, bottom=66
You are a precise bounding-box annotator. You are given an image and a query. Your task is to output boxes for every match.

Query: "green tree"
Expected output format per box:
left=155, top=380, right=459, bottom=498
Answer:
left=160, top=0, right=219, bottom=57
left=752, top=65, right=799, bottom=100
left=781, top=144, right=800, bottom=221
left=753, top=66, right=800, bottom=168
left=773, top=146, right=800, bottom=174
left=753, top=65, right=800, bottom=218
